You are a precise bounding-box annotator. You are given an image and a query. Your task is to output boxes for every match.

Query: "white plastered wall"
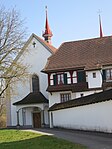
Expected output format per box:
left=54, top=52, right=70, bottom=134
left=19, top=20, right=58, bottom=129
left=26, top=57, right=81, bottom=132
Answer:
left=51, top=100, right=112, bottom=133
left=49, top=91, right=73, bottom=107
left=86, top=70, right=102, bottom=88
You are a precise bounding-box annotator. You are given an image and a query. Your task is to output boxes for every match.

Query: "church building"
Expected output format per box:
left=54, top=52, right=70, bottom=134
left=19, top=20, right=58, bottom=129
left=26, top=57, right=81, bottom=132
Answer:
left=6, top=8, right=57, bottom=128
left=6, top=10, right=112, bottom=133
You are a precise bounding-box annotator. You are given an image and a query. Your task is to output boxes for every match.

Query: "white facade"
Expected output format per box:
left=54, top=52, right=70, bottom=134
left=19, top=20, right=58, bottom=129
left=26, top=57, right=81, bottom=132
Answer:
left=6, top=34, right=53, bottom=127
left=48, top=69, right=103, bottom=107
left=49, top=90, right=102, bottom=107
left=48, top=69, right=112, bottom=133
left=86, top=70, right=102, bottom=88
left=50, top=100, right=112, bottom=133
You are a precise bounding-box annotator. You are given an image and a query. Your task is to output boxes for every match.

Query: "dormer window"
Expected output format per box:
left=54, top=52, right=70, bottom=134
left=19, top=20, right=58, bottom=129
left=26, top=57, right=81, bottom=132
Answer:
left=49, top=70, right=86, bottom=86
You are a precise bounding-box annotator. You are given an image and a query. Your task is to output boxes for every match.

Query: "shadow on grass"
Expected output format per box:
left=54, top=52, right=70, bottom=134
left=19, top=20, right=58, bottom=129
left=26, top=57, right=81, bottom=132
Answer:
left=0, top=134, right=86, bottom=149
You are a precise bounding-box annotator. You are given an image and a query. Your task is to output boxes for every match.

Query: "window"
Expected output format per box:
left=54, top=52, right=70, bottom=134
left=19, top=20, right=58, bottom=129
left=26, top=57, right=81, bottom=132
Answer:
left=60, top=93, right=71, bottom=103
left=57, top=73, right=64, bottom=85
left=57, top=73, right=67, bottom=85
left=93, top=72, right=96, bottom=78
left=102, top=69, right=112, bottom=81
left=66, top=72, right=71, bottom=84
left=50, top=74, right=54, bottom=85
left=72, top=71, right=77, bottom=83
left=106, top=69, right=112, bottom=81
left=50, top=73, right=68, bottom=86
left=32, top=75, right=40, bottom=92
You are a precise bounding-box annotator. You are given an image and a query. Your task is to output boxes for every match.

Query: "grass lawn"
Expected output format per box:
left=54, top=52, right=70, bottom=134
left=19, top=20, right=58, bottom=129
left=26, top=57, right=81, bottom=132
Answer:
left=0, top=129, right=87, bottom=149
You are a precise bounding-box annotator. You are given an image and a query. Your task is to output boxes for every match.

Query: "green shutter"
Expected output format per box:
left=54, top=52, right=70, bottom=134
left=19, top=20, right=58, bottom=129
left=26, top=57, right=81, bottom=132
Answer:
left=102, top=70, right=106, bottom=81
left=53, top=75, right=57, bottom=85
left=64, top=73, right=67, bottom=84
left=77, top=71, right=86, bottom=83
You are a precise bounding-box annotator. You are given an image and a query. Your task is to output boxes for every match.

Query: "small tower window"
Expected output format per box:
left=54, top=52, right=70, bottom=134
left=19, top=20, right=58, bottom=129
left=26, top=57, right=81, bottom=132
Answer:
left=32, top=75, right=40, bottom=92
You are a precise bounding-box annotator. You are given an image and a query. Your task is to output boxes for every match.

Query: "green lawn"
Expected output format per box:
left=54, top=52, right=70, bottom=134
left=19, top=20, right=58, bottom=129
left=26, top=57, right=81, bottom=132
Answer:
left=0, top=129, right=87, bottom=149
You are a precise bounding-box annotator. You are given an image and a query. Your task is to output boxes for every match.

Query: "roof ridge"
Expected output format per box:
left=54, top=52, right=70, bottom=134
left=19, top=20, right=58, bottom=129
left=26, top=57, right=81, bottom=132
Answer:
left=62, top=35, right=112, bottom=45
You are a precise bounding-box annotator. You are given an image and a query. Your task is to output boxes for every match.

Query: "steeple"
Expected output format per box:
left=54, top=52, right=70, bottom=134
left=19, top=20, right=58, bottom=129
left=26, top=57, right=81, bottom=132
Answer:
left=99, top=14, right=103, bottom=38
left=42, top=6, right=53, bottom=44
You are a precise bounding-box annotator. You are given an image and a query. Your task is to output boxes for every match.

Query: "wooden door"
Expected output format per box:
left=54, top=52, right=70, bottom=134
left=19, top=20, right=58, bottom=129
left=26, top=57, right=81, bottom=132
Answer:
left=33, top=113, right=41, bottom=128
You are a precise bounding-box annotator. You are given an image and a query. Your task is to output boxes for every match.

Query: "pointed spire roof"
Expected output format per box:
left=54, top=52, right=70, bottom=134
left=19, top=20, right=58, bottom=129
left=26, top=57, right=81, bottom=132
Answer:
left=45, top=7, right=53, bottom=35
left=99, top=14, right=103, bottom=38
left=42, top=6, right=53, bottom=44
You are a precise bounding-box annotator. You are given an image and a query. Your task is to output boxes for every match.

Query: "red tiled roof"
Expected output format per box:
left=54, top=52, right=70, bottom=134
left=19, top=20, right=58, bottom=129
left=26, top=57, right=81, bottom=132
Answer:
left=43, top=36, right=112, bottom=72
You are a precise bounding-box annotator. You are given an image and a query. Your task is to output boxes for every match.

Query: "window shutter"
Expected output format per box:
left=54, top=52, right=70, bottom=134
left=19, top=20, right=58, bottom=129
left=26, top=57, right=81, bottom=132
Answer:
left=53, top=75, right=57, bottom=85
left=64, top=73, right=67, bottom=84
left=102, top=70, right=106, bottom=81
left=77, top=71, right=86, bottom=83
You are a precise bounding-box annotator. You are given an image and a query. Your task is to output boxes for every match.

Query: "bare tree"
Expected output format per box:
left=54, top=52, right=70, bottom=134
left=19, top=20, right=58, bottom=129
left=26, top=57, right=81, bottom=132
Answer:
left=0, top=6, right=28, bottom=117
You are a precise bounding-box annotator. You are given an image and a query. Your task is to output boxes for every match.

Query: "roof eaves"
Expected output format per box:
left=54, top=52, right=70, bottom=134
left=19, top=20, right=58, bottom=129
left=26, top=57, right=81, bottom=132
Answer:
left=13, top=92, right=48, bottom=105
left=49, top=89, right=112, bottom=111
left=42, top=66, right=85, bottom=73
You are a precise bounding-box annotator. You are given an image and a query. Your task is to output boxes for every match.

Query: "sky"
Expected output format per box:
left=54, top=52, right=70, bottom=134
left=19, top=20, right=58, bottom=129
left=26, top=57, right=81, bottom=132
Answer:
left=1, top=0, right=112, bottom=48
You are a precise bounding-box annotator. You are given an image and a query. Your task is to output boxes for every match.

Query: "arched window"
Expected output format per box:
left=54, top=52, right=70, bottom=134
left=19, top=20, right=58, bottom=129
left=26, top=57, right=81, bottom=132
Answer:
left=32, top=75, right=40, bottom=92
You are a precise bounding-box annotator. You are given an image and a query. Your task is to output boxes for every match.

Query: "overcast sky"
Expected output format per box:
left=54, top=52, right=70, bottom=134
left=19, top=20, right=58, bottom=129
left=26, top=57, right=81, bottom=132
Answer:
left=1, top=0, right=112, bottom=47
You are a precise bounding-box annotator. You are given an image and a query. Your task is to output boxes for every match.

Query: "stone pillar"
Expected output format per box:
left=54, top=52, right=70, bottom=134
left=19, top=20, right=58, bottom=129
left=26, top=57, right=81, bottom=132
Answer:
left=16, top=111, right=20, bottom=127
left=22, top=108, right=26, bottom=126
left=50, top=112, right=53, bottom=128
left=42, top=110, right=45, bottom=127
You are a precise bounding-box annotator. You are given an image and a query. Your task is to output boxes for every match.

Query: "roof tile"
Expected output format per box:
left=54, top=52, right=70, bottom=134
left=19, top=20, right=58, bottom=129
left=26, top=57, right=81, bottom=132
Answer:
left=43, top=36, right=112, bottom=72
